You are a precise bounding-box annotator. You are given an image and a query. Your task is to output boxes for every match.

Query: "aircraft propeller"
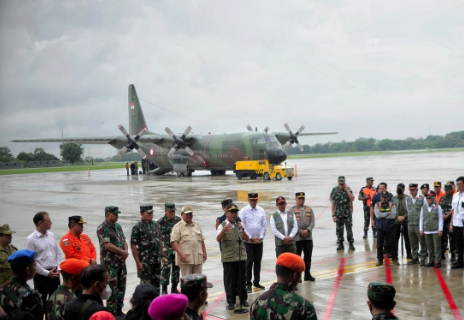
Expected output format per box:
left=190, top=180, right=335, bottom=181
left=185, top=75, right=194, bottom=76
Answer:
left=117, top=125, right=148, bottom=159
left=282, top=123, right=305, bottom=151
left=165, top=126, right=194, bottom=158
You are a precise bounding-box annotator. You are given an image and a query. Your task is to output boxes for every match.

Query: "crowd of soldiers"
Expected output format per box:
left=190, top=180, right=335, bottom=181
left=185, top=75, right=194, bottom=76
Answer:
left=0, top=175, right=462, bottom=320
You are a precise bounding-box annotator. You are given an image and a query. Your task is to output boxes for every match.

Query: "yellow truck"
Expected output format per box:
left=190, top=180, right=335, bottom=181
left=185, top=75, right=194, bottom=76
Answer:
left=234, top=160, right=294, bottom=180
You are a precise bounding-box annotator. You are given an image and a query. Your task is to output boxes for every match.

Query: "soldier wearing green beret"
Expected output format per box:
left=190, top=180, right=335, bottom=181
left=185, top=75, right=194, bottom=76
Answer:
left=0, top=224, right=18, bottom=286
left=367, top=282, right=399, bottom=319
left=181, top=274, right=213, bottom=320
left=158, top=202, right=182, bottom=295
left=96, top=206, right=128, bottom=316
left=131, top=205, right=163, bottom=295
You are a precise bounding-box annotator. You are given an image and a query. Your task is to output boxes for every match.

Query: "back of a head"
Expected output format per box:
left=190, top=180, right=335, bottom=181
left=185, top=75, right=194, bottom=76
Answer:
left=80, top=264, right=108, bottom=289
left=89, top=311, right=115, bottom=320
left=367, top=282, right=396, bottom=311
left=125, top=284, right=159, bottom=320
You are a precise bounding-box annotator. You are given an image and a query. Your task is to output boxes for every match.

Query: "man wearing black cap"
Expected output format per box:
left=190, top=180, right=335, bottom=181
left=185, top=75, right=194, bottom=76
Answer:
left=420, top=190, right=443, bottom=268
left=216, top=199, right=241, bottom=252
left=60, top=216, right=97, bottom=264
left=217, top=204, right=249, bottom=310
left=421, top=183, right=436, bottom=204
left=406, top=184, right=428, bottom=265
left=270, top=196, right=298, bottom=258
left=181, top=274, right=213, bottom=318
left=96, top=206, right=128, bottom=316
left=366, top=282, right=399, bottom=319
left=359, top=177, right=376, bottom=239
left=0, top=250, right=43, bottom=320
left=447, top=180, right=457, bottom=195
left=440, top=184, right=456, bottom=261
left=239, top=192, right=267, bottom=292
left=288, top=192, right=315, bottom=281
left=392, top=184, right=412, bottom=260
left=373, top=191, right=398, bottom=266
left=131, top=205, right=163, bottom=293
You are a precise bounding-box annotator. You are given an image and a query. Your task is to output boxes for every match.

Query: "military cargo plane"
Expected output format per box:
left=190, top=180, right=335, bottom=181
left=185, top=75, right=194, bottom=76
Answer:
left=12, top=85, right=337, bottom=176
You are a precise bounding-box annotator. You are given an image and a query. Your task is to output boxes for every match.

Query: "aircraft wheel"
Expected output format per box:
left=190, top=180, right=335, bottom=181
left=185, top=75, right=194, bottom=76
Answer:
left=264, top=172, right=270, bottom=180
left=288, top=176, right=293, bottom=180
left=218, top=170, right=226, bottom=175
left=177, top=173, right=185, bottom=177
left=236, top=174, right=242, bottom=180
left=275, top=173, right=282, bottom=181
left=186, top=171, right=192, bottom=177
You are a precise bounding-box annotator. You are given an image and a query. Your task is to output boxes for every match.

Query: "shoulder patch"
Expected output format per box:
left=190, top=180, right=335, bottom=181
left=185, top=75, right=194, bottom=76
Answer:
left=63, top=239, right=69, bottom=246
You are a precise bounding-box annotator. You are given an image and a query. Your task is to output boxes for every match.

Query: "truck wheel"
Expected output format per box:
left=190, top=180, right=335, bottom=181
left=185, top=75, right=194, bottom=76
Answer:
left=236, top=174, right=242, bottom=180
left=276, top=173, right=282, bottom=181
left=264, top=172, right=270, bottom=180
left=288, top=176, right=293, bottom=180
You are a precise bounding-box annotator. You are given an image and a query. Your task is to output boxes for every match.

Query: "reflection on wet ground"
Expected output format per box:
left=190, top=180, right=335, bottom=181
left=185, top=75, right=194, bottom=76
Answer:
left=0, top=151, right=463, bottom=319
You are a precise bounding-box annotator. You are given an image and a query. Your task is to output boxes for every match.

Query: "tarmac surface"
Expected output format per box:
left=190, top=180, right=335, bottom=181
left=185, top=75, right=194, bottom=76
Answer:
left=0, top=151, right=463, bottom=319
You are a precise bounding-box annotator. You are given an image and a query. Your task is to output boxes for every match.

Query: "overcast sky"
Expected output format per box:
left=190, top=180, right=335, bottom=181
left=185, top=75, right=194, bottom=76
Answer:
left=1, top=0, right=463, bottom=158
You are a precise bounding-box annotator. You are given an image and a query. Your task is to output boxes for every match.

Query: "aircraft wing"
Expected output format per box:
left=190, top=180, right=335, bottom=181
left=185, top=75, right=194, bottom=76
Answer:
left=273, top=132, right=338, bottom=146
left=11, top=135, right=164, bottom=145
left=297, top=132, right=338, bottom=136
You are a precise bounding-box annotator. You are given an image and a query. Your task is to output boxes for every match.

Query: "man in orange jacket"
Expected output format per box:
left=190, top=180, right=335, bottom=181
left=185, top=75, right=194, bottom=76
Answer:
left=60, top=216, right=97, bottom=264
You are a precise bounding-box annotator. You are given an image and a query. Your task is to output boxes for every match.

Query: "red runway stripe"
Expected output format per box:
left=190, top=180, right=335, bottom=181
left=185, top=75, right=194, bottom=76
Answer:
left=384, top=254, right=392, bottom=284
left=434, top=268, right=463, bottom=320
left=203, top=292, right=227, bottom=318
left=322, top=258, right=347, bottom=320
left=315, top=202, right=331, bottom=221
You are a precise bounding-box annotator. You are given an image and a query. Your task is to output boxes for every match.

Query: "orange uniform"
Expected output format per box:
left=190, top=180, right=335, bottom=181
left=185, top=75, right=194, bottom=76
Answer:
left=60, top=231, right=96, bottom=263
left=435, top=191, right=445, bottom=204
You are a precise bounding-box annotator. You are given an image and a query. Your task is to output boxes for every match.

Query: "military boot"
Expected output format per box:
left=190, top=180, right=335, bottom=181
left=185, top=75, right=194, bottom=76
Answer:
left=171, top=284, right=179, bottom=293
left=161, top=285, right=168, bottom=295
left=349, top=242, right=356, bottom=251
left=363, top=230, right=368, bottom=239
left=116, top=308, right=124, bottom=317
left=337, top=242, right=344, bottom=250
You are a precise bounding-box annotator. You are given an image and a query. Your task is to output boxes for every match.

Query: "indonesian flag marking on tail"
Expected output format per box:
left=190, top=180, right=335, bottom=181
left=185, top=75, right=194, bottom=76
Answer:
left=130, top=102, right=135, bottom=109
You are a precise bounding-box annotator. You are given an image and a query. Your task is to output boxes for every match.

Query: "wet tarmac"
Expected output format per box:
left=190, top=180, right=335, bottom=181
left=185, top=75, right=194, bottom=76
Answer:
left=0, top=151, right=463, bottom=319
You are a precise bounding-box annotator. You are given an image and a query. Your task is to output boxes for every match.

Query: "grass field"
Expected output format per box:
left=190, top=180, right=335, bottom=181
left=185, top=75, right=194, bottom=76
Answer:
left=0, top=162, right=124, bottom=175
left=288, top=148, right=464, bottom=159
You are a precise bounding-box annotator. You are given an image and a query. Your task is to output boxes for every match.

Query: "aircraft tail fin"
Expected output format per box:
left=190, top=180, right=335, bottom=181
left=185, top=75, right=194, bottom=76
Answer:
left=128, top=84, right=148, bottom=135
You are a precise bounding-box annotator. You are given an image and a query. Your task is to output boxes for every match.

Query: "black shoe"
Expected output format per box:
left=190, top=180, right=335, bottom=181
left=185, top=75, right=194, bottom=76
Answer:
left=363, top=231, right=367, bottom=239
left=407, top=259, right=419, bottom=265
left=115, top=310, right=124, bottom=317
left=246, top=285, right=252, bottom=293
left=253, top=282, right=265, bottom=290
left=299, top=279, right=302, bottom=283
left=407, top=255, right=413, bottom=260
left=387, top=253, right=392, bottom=258
left=228, top=303, right=235, bottom=310
left=434, top=263, right=441, bottom=268
left=451, top=254, right=456, bottom=261
left=294, top=286, right=298, bottom=290
left=451, top=263, right=463, bottom=269
left=242, top=300, right=249, bottom=307
left=337, top=243, right=344, bottom=250
left=349, top=243, right=355, bottom=251
left=161, top=285, right=168, bottom=295
left=306, top=275, right=315, bottom=281
left=425, top=262, right=434, bottom=267
left=441, top=253, right=445, bottom=260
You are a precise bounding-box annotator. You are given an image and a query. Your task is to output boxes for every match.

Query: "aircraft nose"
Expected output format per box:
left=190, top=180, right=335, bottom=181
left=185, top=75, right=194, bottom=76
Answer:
left=268, top=148, right=287, bottom=165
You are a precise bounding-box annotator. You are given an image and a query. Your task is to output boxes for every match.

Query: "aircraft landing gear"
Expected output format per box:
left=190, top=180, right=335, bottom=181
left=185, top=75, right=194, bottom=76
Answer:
left=211, top=170, right=226, bottom=176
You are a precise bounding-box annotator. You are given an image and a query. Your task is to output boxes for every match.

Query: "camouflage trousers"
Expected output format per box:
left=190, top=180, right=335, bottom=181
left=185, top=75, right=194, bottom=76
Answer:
left=363, top=206, right=377, bottom=232
left=161, top=253, right=180, bottom=286
left=442, top=222, right=456, bottom=255
left=107, top=263, right=127, bottom=314
left=139, top=258, right=161, bottom=294
left=336, top=214, right=354, bottom=243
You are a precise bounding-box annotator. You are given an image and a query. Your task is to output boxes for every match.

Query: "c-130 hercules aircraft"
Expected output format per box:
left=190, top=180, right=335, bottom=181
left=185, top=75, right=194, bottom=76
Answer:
left=12, top=84, right=337, bottom=176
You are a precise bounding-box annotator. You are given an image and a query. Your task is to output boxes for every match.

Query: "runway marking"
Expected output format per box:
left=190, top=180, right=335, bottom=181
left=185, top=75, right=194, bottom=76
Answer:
left=203, top=292, right=227, bottom=318
left=434, top=268, right=463, bottom=320
left=315, top=202, right=331, bottom=221
left=384, top=254, right=392, bottom=284
left=322, top=258, right=346, bottom=320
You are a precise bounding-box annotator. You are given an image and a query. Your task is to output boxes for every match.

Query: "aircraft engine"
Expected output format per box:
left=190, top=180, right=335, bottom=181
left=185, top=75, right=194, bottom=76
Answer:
left=282, top=123, right=305, bottom=151
left=116, top=124, right=148, bottom=159
left=165, top=126, right=194, bottom=157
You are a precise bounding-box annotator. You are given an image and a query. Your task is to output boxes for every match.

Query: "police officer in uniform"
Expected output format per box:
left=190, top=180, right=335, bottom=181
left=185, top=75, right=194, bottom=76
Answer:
left=440, top=184, right=456, bottom=261
left=288, top=192, right=315, bottom=281
left=359, top=177, right=376, bottom=238
left=60, top=216, right=97, bottom=264
left=96, top=206, right=128, bottom=316
left=0, top=250, right=43, bottom=320
left=131, top=205, right=163, bottom=293
left=367, top=282, right=399, bottom=319
left=158, top=202, right=182, bottom=295
left=216, top=204, right=249, bottom=310
left=0, top=224, right=18, bottom=286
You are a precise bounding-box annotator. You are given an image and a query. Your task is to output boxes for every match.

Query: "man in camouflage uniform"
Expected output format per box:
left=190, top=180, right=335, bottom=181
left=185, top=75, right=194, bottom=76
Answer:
left=250, top=252, right=317, bottom=320
left=0, top=224, right=18, bottom=286
left=45, top=259, right=89, bottom=320
left=331, top=177, right=355, bottom=250
left=359, top=177, right=377, bottom=238
left=440, top=183, right=456, bottom=261
left=367, top=282, right=399, bottom=319
left=181, top=274, right=213, bottom=320
left=96, top=206, right=128, bottom=316
left=131, top=205, right=163, bottom=294
left=158, top=202, right=182, bottom=295
left=0, top=250, right=43, bottom=320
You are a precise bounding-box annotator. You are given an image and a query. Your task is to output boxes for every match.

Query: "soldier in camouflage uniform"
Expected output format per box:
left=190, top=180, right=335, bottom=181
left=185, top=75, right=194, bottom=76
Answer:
left=367, top=282, right=399, bottom=320
left=96, top=206, right=128, bottom=316
left=0, top=250, right=43, bottom=320
left=131, top=205, right=163, bottom=294
left=158, top=202, right=182, bottom=295
left=0, top=224, right=18, bottom=286
left=181, top=274, right=213, bottom=320
left=250, top=252, right=317, bottom=320
left=440, top=184, right=456, bottom=261
left=331, top=177, right=356, bottom=250
left=45, top=258, right=89, bottom=320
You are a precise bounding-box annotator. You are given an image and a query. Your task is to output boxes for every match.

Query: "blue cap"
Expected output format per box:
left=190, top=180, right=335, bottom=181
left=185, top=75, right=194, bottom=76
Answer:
left=7, top=250, right=36, bottom=264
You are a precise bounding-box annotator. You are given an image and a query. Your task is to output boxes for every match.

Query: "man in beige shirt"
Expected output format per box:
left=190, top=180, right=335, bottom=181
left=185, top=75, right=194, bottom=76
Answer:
left=171, top=206, right=207, bottom=276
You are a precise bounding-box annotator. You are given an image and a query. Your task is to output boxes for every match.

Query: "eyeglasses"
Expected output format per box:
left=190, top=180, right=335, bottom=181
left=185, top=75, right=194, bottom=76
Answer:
left=426, top=197, right=433, bottom=199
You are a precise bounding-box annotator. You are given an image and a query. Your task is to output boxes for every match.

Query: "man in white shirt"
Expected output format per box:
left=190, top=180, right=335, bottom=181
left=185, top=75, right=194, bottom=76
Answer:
left=270, top=196, right=298, bottom=258
left=239, top=192, right=267, bottom=293
left=419, top=191, right=443, bottom=268
left=450, top=176, right=464, bottom=269
left=24, top=211, right=61, bottom=313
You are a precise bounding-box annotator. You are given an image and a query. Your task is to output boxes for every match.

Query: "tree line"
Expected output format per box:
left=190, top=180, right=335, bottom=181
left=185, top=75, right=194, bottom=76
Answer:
left=285, top=131, right=464, bottom=155
left=0, top=143, right=85, bottom=165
